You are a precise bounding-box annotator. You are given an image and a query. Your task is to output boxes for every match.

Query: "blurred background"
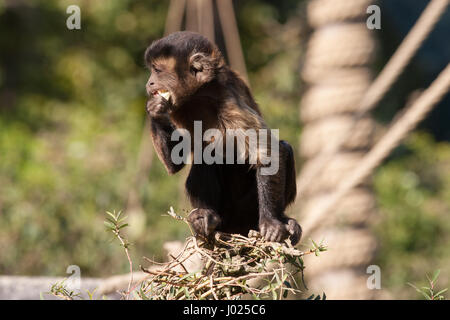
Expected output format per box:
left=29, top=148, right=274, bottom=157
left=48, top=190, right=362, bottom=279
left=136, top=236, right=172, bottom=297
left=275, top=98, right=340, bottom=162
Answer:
left=0, top=0, right=448, bottom=299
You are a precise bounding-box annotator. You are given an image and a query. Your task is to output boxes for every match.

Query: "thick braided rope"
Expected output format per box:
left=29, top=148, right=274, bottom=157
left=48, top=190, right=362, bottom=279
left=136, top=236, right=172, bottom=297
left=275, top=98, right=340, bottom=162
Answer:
left=308, top=0, right=374, bottom=28
left=298, top=1, right=377, bottom=292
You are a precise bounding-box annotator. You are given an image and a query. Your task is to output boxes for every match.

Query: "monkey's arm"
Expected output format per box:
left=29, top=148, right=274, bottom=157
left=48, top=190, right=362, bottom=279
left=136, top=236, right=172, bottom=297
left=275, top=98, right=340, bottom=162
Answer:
left=185, top=164, right=222, bottom=238
left=150, top=115, right=185, bottom=175
left=146, top=93, right=185, bottom=175
left=256, top=167, right=288, bottom=242
left=256, top=140, right=302, bottom=244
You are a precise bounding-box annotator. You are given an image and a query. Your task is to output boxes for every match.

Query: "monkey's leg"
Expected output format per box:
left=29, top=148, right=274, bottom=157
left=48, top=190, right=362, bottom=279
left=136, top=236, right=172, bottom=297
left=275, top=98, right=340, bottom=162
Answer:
left=256, top=140, right=301, bottom=244
left=186, top=164, right=222, bottom=238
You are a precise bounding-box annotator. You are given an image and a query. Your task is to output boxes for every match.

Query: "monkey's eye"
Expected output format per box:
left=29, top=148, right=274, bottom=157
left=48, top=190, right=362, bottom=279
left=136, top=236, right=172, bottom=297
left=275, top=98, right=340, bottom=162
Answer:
left=152, top=64, right=162, bottom=74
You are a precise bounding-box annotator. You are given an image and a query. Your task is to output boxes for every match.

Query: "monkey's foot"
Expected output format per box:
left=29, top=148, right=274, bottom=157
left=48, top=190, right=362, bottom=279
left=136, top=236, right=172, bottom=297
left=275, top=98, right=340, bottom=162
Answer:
left=259, top=217, right=302, bottom=245
left=259, top=217, right=289, bottom=243
left=285, top=218, right=302, bottom=246
left=187, top=209, right=221, bottom=239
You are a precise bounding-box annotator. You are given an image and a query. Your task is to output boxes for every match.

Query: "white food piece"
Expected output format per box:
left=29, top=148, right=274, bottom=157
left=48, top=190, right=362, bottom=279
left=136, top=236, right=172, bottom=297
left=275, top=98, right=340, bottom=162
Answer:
left=158, top=90, right=171, bottom=100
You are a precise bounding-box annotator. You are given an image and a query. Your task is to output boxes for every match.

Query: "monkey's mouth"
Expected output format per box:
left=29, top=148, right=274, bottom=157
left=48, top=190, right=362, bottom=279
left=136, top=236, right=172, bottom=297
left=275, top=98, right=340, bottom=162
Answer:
left=153, top=89, right=171, bottom=101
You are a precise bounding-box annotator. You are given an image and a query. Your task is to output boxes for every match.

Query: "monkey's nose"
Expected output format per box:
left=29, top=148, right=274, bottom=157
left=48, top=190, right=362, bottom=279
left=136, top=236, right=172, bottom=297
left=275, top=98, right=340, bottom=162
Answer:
left=146, top=83, right=154, bottom=96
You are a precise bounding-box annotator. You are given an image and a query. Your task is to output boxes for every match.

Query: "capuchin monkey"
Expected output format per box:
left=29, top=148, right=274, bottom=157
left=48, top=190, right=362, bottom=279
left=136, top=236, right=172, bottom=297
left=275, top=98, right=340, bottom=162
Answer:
left=144, top=31, right=301, bottom=245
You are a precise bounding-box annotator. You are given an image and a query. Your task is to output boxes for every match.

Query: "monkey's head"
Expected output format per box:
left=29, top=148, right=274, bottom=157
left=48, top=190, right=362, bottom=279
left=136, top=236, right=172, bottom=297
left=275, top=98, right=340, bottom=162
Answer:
left=144, top=31, right=225, bottom=107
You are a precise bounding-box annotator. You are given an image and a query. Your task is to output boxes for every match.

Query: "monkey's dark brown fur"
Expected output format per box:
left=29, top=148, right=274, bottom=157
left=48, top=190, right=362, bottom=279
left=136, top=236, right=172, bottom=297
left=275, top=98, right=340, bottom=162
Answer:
left=144, top=31, right=301, bottom=244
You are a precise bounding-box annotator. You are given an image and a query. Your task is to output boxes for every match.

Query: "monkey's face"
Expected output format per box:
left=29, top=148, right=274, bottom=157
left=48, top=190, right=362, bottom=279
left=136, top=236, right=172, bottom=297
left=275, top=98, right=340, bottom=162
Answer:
left=145, top=31, right=225, bottom=108
left=146, top=57, right=181, bottom=105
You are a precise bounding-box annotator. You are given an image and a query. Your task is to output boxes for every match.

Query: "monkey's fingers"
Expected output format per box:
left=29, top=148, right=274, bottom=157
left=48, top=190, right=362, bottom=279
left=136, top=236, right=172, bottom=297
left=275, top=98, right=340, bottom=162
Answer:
left=187, top=212, right=205, bottom=237
left=202, top=215, right=209, bottom=237
left=187, top=209, right=221, bottom=238
left=269, top=230, right=282, bottom=242
left=260, top=220, right=287, bottom=243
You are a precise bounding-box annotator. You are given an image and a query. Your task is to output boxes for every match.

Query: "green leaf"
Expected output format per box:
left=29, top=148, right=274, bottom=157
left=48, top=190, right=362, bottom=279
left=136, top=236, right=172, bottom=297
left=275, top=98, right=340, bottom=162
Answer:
left=106, top=211, right=117, bottom=221
left=117, top=216, right=128, bottom=224
left=435, top=288, right=448, bottom=297
left=407, top=282, right=420, bottom=291
left=184, top=287, right=190, bottom=299
left=104, top=221, right=115, bottom=229
left=105, top=217, right=116, bottom=224
left=420, top=291, right=432, bottom=300
left=268, top=259, right=279, bottom=264
left=431, top=270, right=441, bottom=284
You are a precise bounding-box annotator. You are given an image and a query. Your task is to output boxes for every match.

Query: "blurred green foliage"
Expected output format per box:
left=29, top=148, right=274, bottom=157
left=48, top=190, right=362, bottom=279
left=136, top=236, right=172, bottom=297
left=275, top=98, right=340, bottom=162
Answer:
left=0, top=0, right=172, bottom=276
left=0, top=0, right=448, bottom=300
left=373, top=133, right=450, bottom=298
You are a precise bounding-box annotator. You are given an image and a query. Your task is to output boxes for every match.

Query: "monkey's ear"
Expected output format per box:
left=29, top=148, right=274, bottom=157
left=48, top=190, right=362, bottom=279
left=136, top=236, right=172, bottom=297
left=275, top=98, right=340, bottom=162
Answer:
left=189, top=52, right=215, bottom=83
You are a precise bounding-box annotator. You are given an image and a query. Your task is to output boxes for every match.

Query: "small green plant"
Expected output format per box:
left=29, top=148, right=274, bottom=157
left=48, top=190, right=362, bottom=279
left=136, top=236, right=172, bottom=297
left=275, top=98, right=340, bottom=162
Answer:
left=48, top=209, right=132, bottom=300
left=407, top=270, right=448, bottom=300
left=49, top=279, right=82, bottom=300
left=48, top=280, right=103, bottom=300
left=310, top=238, right=327, bottom=257
left=104, top=210, right=133, bottom=300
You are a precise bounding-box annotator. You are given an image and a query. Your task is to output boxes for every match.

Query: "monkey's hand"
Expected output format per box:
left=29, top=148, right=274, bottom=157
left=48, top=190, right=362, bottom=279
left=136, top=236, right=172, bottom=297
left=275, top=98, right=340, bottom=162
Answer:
left=187, top=209, right=221, bottom=239
left=146, top=94, right=172, bottom=119
left=285, top=218, right=302, bottom=246
left=259, top=217, right=289, bottom=243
